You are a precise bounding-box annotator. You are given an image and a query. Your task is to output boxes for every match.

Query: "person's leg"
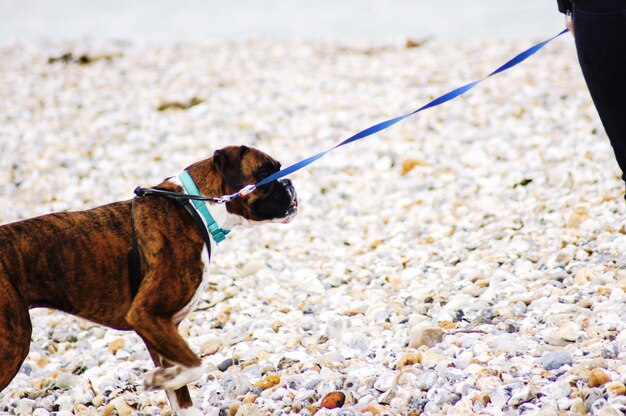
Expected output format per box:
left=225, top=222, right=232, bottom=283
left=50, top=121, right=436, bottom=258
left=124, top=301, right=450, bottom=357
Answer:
left=573, top=0, right=626, bottom=186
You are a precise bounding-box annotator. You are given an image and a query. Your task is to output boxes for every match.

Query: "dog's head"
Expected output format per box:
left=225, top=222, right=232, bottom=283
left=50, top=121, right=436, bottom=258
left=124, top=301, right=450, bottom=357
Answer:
left=211, top=145, right=298, bottom=224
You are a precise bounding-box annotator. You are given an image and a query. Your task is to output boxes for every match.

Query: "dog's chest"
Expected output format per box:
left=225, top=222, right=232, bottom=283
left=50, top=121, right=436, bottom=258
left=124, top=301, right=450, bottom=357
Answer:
left=173, top=245, right=211, bottom=323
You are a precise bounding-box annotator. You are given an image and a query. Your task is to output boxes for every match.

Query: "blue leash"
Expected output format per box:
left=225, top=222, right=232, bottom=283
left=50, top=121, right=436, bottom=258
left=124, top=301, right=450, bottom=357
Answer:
left=219, top=29, right=569, bottom=202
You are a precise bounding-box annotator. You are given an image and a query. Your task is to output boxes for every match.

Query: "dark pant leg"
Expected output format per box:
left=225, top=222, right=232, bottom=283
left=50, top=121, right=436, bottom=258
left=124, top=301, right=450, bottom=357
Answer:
left=573, top=1, right=626, bottom=187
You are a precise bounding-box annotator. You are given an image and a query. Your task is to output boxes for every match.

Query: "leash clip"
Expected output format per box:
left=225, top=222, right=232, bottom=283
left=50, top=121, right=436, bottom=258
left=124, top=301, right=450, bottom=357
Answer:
left=216, top=194, right=236, bottom=204
left=238, top=184, right=256, bottom=198
left=215, top=184, right=255, bottom=204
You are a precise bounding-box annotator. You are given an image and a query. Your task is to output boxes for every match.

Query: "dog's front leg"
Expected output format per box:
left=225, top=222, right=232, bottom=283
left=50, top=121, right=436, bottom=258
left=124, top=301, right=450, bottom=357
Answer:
left=126, top=213, right=209, bottom=410
left=126, top=308, right=203, bottom=388
left=125, top=280, right=203, bottom=391
left=124, top=257, right=205, bottom=391
left=146, top=346, right=204, bottom=416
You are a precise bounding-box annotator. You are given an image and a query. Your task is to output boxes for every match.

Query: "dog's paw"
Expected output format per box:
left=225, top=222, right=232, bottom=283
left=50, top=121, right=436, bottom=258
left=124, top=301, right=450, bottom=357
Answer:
left=143, top=365, right=204, bottom=391
left=143, top=366, right=178, bottom=391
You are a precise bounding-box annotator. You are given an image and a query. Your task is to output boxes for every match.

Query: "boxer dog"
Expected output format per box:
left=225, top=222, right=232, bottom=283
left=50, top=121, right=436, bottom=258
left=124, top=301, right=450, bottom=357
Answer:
left=0, top=145, right=298, bottom=415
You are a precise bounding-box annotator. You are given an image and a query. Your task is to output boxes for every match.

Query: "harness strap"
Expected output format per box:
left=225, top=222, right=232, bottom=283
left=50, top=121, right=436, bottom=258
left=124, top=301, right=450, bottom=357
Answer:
left=178, top=171, right=230, bottom=244
left=179, top=199, right=214, bottom=259
left=128, top=199, right=141, bottom=298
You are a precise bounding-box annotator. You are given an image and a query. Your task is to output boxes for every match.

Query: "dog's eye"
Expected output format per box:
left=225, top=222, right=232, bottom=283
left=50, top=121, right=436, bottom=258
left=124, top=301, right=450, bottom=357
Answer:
left=258, top=171, right=270, bottom=180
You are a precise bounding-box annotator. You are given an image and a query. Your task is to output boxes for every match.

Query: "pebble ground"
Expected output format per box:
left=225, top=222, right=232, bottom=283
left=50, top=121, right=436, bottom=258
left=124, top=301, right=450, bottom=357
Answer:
left=0, top=37, right=625, bottom=415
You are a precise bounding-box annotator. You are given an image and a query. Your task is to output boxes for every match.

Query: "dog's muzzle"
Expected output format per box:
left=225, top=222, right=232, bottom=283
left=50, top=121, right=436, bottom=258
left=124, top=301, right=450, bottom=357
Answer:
left=279, top=178, right=298, bottom=223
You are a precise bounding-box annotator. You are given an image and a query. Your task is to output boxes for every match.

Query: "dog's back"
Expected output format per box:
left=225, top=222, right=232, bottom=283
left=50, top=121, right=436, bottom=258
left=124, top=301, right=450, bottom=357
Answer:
left=0, top=201, right=136, bottom=329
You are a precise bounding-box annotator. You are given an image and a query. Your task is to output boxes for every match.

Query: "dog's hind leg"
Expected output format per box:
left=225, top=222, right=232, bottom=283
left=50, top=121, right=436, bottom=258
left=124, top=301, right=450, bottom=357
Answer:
left=145, top=345, right=203, bottom=416
left=0, top=277, right=32, bottom=392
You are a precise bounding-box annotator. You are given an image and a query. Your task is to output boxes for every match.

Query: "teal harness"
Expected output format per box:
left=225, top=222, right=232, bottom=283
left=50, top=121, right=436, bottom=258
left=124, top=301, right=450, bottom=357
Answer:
left=178, top=171, right=230, bottom=244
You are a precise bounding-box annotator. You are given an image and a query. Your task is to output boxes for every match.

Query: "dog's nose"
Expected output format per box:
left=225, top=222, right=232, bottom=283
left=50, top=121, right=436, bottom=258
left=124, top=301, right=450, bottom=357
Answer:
left=279, top=178, right=297, bottom=203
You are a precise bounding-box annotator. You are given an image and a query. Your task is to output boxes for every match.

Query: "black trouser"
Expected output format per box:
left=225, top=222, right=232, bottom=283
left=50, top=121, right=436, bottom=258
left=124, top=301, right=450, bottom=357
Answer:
left=573, top=0, right=626, bottom=190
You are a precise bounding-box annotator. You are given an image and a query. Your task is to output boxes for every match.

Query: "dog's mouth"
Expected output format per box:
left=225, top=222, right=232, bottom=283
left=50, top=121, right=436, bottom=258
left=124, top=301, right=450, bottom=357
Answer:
left=248, top=178, right=298, bottom=223
left=281, top=182, right=298, bottom=223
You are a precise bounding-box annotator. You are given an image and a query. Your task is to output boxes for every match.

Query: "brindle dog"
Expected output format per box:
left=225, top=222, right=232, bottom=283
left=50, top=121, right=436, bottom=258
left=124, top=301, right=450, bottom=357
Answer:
left=0, top=145, right=298, bottom=414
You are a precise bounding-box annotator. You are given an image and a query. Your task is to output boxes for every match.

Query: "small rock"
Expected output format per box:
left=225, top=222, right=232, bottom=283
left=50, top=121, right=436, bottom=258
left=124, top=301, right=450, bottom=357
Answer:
left=201, top=338, right=222, bottom=356
left=567, top=207, right=589, bottom=228
left=15, top=399, right=36, bottom=416
left=408, top=327, right=445, bottom=348
left=32, top=410, right=50, bottom=416
left=590, top=398, right=608, bottom=414
left=260, top=363, right=277, bottom=375
left=395, top=352, right=420, bottom=370
left=235, top=404, right=261, bottom=416
left=596, top=405, right=625, bottom=416
left=476, top=376, right=501, bottom=391
left=601, top=342, right=620, bottom=359
left=220, top=373, right=252, bottom=397
left=102, top=404, right=116, bottom=416
left=451, top=397, right=473, bottom=414
left=541, top=351, right=573, bottom=370
left=396, top=371, right=418, bottom=390
left=92, top=394, right=104, bottom=407
left=359, top=403, right=391, bottom=415
left=228, top=402, right=240, bottom=415
left=253, top=374, right=280, bottom=390
left=574, top=268, right=593, bottom=286
left=493, top=334, right=521, bottom=355
left=277, top=356, right=299, bottom=371
left=325, top=316, right=348, bottom=339
left=508, top=386, right=535, bottom=406
left=401, top=158, right=428, bottom=175
left=54, top=372, right=82, bottom=389
left=157, top=96, right=203, bottom=112
left=379, top=388, right=398, bottom=405
left=583, top=388, right=604, bottom=411
left=107, top=338, right=125, bottom=355
left=320, top=391, right=346, bottom=409
left=418, top=349, right=447, bottom=368
left=242, top=394, right=258, bottom=404
left=50, top=329, right=77, bottom=343
left=508, top=292, right=534, bottom=305
left=408, top=397, right=428, bottom=414
left=589, top=368, right=611, bottom=388
left=218, top=358, right=240, bottom=372
left=36, top=357, right=50, bottom=368
left=556, top=321, right=580, bottom=342
left=72, top=404, right=89, bottom=414
left=570, top=397, right=586, bottom=414
left=341, top=376, right=359, bottom=391
left=270, top=387, right=287, bottom=401
left=490, top=386, right=511, bottom=409
left=415, top=371, right=438, bottom=391
left=544, top=380, right=571, bottom=400
left=374, top=373, right=396, bottom=392
left=605, top=381, right=626, bottom=396
left=557, top=397, right=572, bottom=410
left=114, top=401, right=134, bottom=416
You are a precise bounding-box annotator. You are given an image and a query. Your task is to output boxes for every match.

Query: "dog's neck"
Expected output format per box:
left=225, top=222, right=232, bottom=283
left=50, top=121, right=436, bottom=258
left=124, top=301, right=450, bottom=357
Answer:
left=167, top=176, right=244, bottom=249
left=205, top=199, right=243, bottom=231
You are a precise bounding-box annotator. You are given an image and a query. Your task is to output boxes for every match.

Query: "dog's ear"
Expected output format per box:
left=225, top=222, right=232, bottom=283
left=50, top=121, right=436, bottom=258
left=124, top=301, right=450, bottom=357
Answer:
left=213, top=146, right=248, bottom=189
